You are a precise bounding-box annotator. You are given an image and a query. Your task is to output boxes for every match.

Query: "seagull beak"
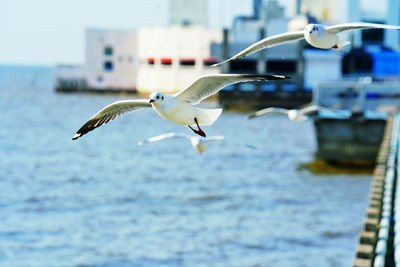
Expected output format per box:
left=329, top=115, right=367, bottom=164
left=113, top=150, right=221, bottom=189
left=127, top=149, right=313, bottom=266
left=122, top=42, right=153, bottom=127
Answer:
left=149, top=99, right=155, bottom=103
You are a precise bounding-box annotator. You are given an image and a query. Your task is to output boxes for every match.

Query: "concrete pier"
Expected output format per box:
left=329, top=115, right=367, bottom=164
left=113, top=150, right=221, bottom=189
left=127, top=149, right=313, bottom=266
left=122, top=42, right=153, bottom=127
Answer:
left=353, top=114, right=398, bottom=267
left=314, top=116, right=386, bottom=162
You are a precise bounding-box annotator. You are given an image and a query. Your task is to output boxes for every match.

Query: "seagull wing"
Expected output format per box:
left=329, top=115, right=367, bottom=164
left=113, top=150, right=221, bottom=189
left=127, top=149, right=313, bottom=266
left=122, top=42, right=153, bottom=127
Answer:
left=299, top=105, right=320, bottom=116
left=326, top=22, right=400, bottom=34
left=175, top=74, right=288, bottom=105
left=246, top=107, right=289, bottom=119
left=137, top=132, right=190, bottom=145
left=72, top=99, right=151, bottom=140
left=203, top=136, right=225, bottom=145
left=212, top=30, right=305, bottom=67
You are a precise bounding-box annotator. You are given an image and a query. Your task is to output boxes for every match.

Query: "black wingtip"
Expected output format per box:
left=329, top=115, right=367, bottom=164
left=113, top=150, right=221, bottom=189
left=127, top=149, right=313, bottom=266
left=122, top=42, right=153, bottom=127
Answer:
left=211, top=59, right=229, bottom=67
left=72, top=133, right=81, bottom=140
left=240, top=74, right=290, bottom=80
left=246, top=114, right=255, bottom=120
left=270, top=74, right=290, bottom=80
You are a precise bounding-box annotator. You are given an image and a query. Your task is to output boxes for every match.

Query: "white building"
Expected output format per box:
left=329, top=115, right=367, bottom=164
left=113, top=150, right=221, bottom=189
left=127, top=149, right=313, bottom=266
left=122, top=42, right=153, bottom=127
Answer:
left=136, top=25, right=222, bottom=94
left=85, top=29, right=138, bottom=91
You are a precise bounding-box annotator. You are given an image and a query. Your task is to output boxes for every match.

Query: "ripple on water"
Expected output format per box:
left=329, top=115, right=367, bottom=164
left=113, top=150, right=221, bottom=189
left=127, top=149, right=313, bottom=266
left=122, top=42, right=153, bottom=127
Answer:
left=0, top=66, right=372, bottom=267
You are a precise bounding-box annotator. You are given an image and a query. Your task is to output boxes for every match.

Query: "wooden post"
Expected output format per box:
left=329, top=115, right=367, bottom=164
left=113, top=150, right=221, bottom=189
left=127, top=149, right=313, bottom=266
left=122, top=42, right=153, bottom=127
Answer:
left=222, top=28, right=230, bottom=74
left=257, top=27, right=266, bottom=74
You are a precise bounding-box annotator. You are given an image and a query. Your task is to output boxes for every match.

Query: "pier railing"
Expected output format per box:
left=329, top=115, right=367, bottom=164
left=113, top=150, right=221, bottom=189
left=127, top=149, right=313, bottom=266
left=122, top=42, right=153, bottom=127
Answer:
left=354, top=113, right=400, bottom=267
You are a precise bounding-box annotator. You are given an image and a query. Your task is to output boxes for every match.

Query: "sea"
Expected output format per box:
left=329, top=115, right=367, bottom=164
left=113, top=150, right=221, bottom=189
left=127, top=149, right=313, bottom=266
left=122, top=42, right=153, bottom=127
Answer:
left=0, top=65, right=371, bottom=267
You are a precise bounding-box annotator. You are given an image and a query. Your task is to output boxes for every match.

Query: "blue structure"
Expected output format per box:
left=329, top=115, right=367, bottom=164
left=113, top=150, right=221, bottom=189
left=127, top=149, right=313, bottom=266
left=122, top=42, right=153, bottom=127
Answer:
left=343, top=47, right=400, bottom=77
left=369, top=49, right=400, bottom=76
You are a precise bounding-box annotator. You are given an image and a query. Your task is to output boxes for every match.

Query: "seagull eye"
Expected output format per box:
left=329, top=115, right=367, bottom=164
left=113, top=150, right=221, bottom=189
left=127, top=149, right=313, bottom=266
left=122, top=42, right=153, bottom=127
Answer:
left=156, top=95, right=160, bottom=100
left=161, top=96, right=164, bottom=100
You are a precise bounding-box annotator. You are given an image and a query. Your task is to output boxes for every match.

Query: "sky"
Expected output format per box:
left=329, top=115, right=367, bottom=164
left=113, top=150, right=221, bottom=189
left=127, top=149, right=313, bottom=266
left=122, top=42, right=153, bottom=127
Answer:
left=0, top=0, right=388, bottom=65
left=1, top=0, right=170, bottom=65
left=1, top=0, right=252, bottom=65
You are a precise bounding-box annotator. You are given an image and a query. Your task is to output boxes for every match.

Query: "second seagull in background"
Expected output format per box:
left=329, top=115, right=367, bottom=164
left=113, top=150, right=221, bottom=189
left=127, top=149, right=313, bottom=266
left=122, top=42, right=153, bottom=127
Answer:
left=138, top=132, right=224, bottom=155
left=213, top=22, right=400, bottom=67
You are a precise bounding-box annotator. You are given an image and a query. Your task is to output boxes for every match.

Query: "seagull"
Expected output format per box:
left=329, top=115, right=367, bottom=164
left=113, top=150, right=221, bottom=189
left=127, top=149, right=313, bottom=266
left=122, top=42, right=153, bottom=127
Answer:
left=137, top=132, right=224, bottom=155
left=213, top=22, right=400, bottom=66
left=72, top=74, right=288, bottom=140
left=247, top=105, right=324, bottom=122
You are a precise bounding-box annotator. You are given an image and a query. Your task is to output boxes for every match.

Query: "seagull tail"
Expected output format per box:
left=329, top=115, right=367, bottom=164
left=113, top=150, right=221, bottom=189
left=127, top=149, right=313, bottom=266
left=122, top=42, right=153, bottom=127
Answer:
left=335, top=38, right=351, bottom=49
left=193, top=108, right=223, bottom=126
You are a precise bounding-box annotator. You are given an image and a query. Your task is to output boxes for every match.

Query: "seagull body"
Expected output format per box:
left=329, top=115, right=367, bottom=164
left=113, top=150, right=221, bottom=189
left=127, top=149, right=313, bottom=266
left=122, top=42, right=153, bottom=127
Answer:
left=213, top=22, right=400, bottom=66
left=303, top=24, right=350, bottom=49
left=247, top=105, right=322, bottom=122
left=72, top=74, right=287, bottom=140
left=137, top=132, right=224, bottom=154
left=150, top=93, right=222, bottom=127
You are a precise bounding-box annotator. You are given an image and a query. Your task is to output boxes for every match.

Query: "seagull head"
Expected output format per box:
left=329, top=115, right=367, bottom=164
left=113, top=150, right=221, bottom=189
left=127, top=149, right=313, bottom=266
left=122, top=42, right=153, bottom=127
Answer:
left=190, top=136, right=207, bottom=155
left=288, top=109, right=300, bottom=121
left=191, top=137, right=206, bottom=155
left=149, top=92, right=165, bottom=106
left=305, top=24, right=323, bottom=36
left=288, top=109, right=307, bottom=122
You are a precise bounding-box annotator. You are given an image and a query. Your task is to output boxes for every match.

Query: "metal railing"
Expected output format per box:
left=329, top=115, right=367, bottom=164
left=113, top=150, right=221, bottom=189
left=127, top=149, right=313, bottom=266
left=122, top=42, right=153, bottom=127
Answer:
left=374, top=114, right=399, bottom=266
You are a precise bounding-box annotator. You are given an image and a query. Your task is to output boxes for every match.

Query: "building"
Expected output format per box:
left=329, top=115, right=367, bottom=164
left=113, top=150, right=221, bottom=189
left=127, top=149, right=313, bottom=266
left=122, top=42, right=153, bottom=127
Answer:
left=67, top=26, right=221, bottom=94
left=85, top=29, right=138, bottom=91
left=136, top=25, right=222, bottom=94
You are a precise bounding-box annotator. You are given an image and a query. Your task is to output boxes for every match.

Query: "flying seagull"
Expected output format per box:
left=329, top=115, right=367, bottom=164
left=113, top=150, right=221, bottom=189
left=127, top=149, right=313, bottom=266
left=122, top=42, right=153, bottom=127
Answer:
left=137, top=132, right=224, bottom=155
left=247, top=105, right=325, bottom=122
left=72, top=74, right=288, bottom=140
left=213, top=22, right=400, bottom=66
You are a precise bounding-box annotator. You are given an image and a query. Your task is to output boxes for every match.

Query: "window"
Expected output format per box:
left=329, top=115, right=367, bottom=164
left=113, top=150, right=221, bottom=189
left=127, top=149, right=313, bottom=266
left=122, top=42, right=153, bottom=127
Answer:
left=161, top=58, right=172, bottom=66
left=362, top=28, right=383, bottom=44
left=104, top=46, right=113, bottom=56
left=104, top=61, right=113, bottom=71
left=230, top=59, right=257, bottom=73
left=180, top=59, right=195, bottom=66
left=203, top=57, right=218, bottom=66
left=267, top=60, right=296, bottom=73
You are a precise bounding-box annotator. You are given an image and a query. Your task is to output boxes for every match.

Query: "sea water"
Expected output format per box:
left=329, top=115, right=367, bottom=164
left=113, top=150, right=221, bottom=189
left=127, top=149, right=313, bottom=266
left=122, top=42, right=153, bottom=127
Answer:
left=0, top=65, right=371, bottom=266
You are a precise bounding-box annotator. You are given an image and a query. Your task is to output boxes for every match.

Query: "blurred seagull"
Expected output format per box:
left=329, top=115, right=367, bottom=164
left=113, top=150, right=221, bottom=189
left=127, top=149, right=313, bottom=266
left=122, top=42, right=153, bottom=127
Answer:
left=247, top=105, right=324, bottom=122
left=138, top=132, right=224, bottom=155
left=213, top=22, right=400, bottom=66
left=72, top=74, right=288, bottom=140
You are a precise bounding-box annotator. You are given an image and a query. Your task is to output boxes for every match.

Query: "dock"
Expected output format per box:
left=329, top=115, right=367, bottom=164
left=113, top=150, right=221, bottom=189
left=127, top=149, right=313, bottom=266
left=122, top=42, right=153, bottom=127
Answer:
left=313, top=78, right=400, bottom=163
left=353, top=113, right=400, bottom=267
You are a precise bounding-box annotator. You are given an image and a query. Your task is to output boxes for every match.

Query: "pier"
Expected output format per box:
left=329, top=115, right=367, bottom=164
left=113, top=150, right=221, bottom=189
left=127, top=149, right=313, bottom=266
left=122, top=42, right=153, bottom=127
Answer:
left=313, top=79, right=399, bottom=163
left=353, top=113, right=400, bottom=267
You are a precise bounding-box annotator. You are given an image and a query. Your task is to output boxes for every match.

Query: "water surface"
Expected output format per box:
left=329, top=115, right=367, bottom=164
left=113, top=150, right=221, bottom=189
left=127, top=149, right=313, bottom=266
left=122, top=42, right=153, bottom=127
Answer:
left=0, top=65, right=371, bottom=266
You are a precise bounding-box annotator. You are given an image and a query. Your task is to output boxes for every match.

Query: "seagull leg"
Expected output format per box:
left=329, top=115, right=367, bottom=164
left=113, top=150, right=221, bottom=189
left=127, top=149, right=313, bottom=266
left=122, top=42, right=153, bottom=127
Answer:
left=332, top=44, right=339, bottom=49
left=187, top=118, right=206, bottom=138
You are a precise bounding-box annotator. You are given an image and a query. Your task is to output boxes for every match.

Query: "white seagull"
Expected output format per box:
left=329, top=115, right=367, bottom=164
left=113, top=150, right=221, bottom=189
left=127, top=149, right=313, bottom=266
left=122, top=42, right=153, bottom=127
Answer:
left=72, top=74, right=287, bottom=140
left=137, top=132, right=224, bottom=155
left=247, top=105, right=324, bottom=122
left=213, top=22, right=400, bottom=66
